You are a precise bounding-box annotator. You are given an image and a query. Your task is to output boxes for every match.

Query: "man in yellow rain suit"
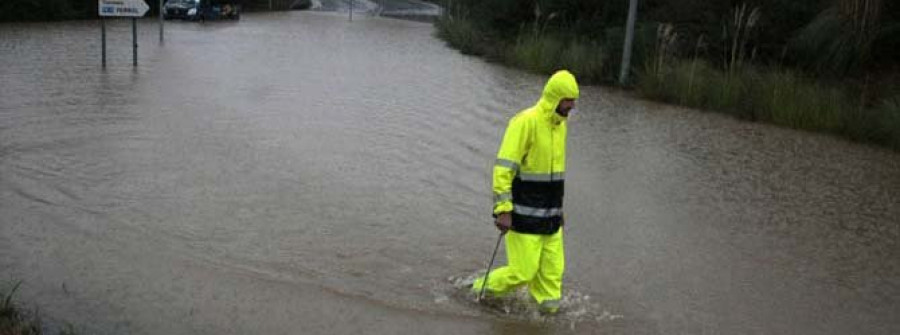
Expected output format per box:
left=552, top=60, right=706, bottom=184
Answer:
left=473, top=70, right=579, bottom=314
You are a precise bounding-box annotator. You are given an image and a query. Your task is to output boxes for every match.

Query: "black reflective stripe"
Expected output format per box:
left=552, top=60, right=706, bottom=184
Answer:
left=511, top=213, right=561, bottom=235
left=512, top=178, right=564, bottom=209
left=510, top=172, right=564, bottom=235
left=495, top=158, right=519, bottom=171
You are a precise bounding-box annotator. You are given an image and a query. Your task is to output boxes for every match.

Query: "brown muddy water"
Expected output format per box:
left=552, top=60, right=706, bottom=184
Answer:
left=1, top=11, right=898, bottom=335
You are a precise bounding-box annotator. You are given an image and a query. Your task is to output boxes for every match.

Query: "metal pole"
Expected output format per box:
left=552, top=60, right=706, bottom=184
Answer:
left=269, top=0, right=272, bottom=11
left=349, top=0, right=352, bottom=21
left=159, top=0, right=164, bottom=43
left=619, top=0, right=638, bottom=85
left=132, top=18, right=138, bottom=66
left=478, top=232, right=504, bottom=301
left=101, top=18, right=107, bottom=67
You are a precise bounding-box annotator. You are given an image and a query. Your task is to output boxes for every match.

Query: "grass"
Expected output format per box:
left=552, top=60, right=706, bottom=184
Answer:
left=638, top=58, right=900, bottom=149
left=504, top=33, right=605, bottom=83
left=558, top=39, right=605, bottom=83
left=435, top=14, right=605, bottom=83
left=640, top=60, right=745, bottom=119
left=632, top=2, right=900, bottom=150
left=1, top=281, right=78, bottom=335
left=505, top=32, right=566, bottom=74
left=751, top=69, right=847, bottom=132
left=433, top=14, right=488, bottom=56
left=1, top=281, right=42, bottom=335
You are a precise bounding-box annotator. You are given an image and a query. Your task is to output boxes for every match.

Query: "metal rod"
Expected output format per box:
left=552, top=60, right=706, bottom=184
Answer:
left=133, top=18, right=138, bottom=66
left=478, top=232, right=504, bottom=301
left=101, top=18, right=107, bottom=67
left=349, top=0, right=353, bottom=21
left=159, top=0, right=164, bottom=43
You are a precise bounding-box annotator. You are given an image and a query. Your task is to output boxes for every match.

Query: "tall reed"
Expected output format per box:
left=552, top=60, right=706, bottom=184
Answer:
left=725, top=4, right=760, bottom=74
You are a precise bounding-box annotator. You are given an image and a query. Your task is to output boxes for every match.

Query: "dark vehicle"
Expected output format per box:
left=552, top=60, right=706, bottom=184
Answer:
left=163, top=0, right=199, bottom=20
left=164, top=0, right=241, bottom=21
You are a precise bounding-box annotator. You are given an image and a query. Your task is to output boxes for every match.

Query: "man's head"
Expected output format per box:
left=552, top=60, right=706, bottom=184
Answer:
left=556, top=98, right=576, bottom=117
left=541, top=70, right=579, bottom=119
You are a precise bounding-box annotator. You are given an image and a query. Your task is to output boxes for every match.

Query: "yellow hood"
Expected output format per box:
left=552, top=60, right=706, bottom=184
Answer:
left=536, top=70, right=580, bottom=123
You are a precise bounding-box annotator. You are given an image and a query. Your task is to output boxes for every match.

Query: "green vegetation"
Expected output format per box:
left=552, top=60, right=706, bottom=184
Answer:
left=2, top=281, right=42, bottom=335
left=434, top=0, right=900, bottom=150
left=434, top=10, right=488, bottom=56
left=1, top=281, right=78, bottom=335
left=506, top=33, right=605, bottom=83
left=640, top=60, right=852, bottom=132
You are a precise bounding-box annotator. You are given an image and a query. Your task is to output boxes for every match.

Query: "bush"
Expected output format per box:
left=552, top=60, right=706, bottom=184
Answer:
left=434, top=14, right=489, bottom=56
left=639, top=60, right=855, bottom=132
left=505, top=32, right=565, bottom=73
left=749, top=69, right=847, bottom=131
left=503, top=32, right=606, bottom=82
left=559, top=39, right=604, bottom=83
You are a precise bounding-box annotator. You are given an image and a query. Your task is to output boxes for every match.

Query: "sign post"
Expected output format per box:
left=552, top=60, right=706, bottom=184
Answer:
left=101, top=18, right=107, bottom=67
left=133, top=18, right=138, bottom=66
left=98, top=0, right=150, bottom=67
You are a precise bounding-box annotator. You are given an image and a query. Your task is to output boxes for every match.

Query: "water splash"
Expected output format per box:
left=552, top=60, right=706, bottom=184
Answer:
left=444, top=271, right=625, bottom=327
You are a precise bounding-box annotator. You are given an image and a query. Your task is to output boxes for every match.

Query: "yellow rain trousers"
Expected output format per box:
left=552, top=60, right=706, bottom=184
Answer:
left=474, top=70, right=579, bottom=313
left=473, top=230, right=565, bottom=311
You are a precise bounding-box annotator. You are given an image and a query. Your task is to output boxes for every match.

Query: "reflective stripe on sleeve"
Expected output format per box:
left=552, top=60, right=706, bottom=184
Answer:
left=495, top=158, right=519, bottom=171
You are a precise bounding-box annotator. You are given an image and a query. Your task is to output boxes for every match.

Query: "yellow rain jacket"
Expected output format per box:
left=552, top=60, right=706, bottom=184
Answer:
left=474, top=70, right=579, bottom=313
left=493, top=70, right=579, bottom=234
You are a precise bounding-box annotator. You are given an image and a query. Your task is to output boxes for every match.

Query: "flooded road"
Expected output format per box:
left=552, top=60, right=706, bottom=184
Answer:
left=1, top=11, right=899, bottom=334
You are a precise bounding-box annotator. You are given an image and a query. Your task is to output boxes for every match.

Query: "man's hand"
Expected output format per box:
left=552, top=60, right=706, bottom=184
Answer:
left=494, top=212, right=512, bottom=233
